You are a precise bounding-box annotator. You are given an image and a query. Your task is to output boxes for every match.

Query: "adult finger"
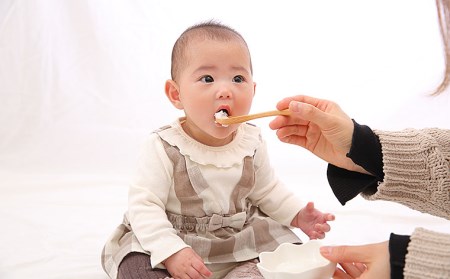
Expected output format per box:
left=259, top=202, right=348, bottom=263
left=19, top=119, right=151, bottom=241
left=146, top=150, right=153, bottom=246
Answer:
left=269, top=114, right=310, bottom=130
left=332, top=267, right=354, bottom=279
left=289, top=101, right=333, bottom=130
left=275, top=95, right=323, bottom=111
left=274, top=124, right=308, bottom=139
left=354, top=262, right=367, bottom=273
left=276, top=133, right=307, bottom=148
left=320, top=245, right=370, bottom=264
left=339, top=262, right=364, bottom=278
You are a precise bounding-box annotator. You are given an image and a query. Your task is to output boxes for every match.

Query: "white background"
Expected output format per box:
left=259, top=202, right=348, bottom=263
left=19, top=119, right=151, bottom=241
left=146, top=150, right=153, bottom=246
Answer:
left=0, top=1, right=449, bottom=278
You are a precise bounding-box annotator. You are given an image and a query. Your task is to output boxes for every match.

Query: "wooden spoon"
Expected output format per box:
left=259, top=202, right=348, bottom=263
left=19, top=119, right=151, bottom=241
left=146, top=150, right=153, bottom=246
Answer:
left=215, top=109, right=290, bottom=125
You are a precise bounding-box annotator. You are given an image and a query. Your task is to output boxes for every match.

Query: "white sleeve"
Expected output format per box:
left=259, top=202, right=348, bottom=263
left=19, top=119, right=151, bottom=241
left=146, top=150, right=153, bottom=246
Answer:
left=128, top=134, right=189, bottom=267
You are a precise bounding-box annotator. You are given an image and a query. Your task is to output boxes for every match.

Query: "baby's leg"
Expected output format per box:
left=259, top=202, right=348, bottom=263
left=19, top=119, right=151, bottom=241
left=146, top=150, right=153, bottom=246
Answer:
left=223, top=259, right=264, bottom=279
left=118, top=252, right=172, bottom=279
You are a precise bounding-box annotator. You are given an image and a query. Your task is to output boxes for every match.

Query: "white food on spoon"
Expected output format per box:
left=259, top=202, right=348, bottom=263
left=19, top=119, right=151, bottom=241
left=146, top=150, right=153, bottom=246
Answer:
left=214, top=109, right=229, bottom=127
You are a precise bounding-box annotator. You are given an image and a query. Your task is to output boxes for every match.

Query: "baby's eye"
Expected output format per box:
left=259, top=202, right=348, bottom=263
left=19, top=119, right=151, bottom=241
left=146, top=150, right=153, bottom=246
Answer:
left=232, top=75, right=245, bottom=83
left=200, top=75, right=214, bottom=83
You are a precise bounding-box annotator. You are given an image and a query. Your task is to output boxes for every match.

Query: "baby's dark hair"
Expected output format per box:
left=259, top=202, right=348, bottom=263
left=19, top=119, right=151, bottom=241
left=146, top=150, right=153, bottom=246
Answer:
left=170, top=20, right=253, bottom=82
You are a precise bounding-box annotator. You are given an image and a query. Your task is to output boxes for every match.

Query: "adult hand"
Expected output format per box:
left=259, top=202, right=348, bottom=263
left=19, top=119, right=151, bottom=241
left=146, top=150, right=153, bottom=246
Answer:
left=164, top=247, right=212, bottom=279
left=319, top=241, right=390, bottom=279
left=291, top=201, right=335, bottom=239
left=269, top=95, right=365, bottom=173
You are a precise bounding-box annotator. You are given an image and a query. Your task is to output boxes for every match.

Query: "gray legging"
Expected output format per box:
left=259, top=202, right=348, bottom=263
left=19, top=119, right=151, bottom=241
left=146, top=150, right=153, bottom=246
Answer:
left=118, top=252, right=170, bottom=279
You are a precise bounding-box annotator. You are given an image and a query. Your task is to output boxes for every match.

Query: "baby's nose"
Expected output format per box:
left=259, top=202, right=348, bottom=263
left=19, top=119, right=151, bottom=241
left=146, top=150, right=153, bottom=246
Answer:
left=217, top=88, right=232, bottom=99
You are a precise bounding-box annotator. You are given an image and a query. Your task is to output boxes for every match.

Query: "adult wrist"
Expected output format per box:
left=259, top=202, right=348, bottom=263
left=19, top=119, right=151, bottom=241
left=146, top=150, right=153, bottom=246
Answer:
left=346, top=119, right=384, bottom=179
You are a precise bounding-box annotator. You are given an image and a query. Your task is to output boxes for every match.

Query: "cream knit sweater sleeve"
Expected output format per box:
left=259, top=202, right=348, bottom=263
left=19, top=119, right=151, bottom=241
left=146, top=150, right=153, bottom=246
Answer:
left=363, top=128, right=450, bottom=278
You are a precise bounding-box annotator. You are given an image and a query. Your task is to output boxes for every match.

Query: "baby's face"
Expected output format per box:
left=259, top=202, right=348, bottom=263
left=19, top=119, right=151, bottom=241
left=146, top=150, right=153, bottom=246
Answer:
left=176, top=38, right=255, bottom=146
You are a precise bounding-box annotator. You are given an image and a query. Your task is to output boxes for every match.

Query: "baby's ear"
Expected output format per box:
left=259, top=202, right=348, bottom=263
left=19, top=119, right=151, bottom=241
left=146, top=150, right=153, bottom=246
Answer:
left=165, top=80, right=183, bottom=109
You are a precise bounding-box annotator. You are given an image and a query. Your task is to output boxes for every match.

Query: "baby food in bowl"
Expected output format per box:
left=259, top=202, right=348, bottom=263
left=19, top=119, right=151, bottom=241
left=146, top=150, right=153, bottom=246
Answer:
left=257, top=240, right=336, bottom=279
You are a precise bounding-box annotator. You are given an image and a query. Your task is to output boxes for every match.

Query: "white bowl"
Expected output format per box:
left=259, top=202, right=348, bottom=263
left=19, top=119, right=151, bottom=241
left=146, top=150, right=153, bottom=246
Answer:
left=257, top=240, right=336, bottom=279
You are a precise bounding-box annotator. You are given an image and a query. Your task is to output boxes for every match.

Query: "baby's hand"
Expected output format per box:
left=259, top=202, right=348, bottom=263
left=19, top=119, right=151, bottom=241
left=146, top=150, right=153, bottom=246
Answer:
left=291, top=202, right=335, bottom=239
left=164, top=247, right=212, bottom=279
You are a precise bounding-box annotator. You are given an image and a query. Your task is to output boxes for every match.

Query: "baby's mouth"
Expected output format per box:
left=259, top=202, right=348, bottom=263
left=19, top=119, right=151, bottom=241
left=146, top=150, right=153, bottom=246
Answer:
left=214, top=109, right=229, bottom=127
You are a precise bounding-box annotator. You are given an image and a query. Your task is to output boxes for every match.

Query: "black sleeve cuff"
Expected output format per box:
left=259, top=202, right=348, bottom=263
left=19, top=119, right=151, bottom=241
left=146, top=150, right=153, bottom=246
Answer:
left=327, top=164, right=379, bottom=205
left=347, top=119, right=384, bottom=180
left=389, top=233, right=411, bottom=279
left=326, top=119, right=384, bottom=205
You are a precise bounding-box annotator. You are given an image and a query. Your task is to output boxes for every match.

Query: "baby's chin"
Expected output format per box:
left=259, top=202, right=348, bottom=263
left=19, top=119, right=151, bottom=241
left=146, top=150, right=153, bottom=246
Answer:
left=204, top=126, right=238, bottom=145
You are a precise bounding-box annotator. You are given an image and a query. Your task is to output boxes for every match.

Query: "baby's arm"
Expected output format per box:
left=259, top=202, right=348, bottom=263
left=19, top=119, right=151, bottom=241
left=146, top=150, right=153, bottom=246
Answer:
left=291, top=202, right=335, bottom=239
left=129, top=135, right=190, bottom=265
left=164, top=248, right=212, bottom=279
left=251, top=136, right=335, bottom=233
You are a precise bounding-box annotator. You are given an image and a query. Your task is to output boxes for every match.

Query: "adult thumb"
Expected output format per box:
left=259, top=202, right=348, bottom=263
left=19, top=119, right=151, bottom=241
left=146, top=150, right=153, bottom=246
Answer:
left=320, top=245, right=368, bottom=264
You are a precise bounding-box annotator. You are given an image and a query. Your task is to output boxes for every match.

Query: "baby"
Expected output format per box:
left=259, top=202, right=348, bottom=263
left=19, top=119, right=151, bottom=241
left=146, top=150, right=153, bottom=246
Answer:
left=101, top=20, right=335, bottom=279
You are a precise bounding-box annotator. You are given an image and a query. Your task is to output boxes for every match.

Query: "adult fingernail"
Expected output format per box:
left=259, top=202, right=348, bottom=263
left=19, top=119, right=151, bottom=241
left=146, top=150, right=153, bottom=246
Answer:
left=320, top=246, right=332, bottom=256
left=289, top=101, right=301, bottom=112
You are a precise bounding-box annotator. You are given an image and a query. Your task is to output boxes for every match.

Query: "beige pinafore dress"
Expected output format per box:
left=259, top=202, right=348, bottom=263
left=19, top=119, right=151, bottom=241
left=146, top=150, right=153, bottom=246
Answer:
left=101, top=127, right=301, bottom=278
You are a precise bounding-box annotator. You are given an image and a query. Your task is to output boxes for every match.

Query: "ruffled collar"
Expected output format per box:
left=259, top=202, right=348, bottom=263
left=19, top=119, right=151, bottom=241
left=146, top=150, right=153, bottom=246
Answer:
left=157, top=118, right=261, bottom=168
